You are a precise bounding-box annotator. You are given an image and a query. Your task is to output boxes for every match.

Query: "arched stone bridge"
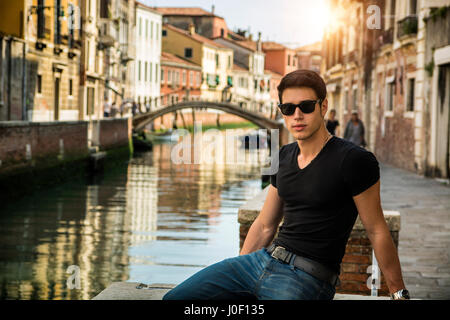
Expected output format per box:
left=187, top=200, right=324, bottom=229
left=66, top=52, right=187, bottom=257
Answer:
left=132, top=101, right=291, bottom=145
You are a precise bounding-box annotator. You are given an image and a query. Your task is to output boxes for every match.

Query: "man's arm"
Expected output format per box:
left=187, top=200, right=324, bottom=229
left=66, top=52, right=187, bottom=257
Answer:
left=353, top=180, right=406, bottom=294
left=240, top=185, right=284, bottom=255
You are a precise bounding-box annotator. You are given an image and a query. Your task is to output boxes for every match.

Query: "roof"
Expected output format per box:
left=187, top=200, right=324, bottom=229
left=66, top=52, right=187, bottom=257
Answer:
left=135, top=1, right=162, bottom=15
left=295, top=41, right=322, bottom=52
left=164, top=23, right=230, bottom=49
left=154, top=7, right=224, bottom=19
left=264, top=69, right=283, bottom=78
left=161, top=52, right=201, bottom=69
left=262, top=41, right=287, bottom=51
left=233, top=63, right=248, bottom=72
left=212, top=36, right=259, bottom=52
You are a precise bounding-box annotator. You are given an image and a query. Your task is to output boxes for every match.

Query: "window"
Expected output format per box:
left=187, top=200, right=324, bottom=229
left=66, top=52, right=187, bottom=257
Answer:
left=168, top=70, right=172, bottom=84
left=138, top=61, right=141, bottom=81
left=406, top=78, right=415, bottom=112
left=156, top=24, right=159, bottom=40
left=182, top=70, right=186, bottom=85
left=156, top=64, right=159, bottom=83
left=151, top=21, right=154, bottom=39
left=161, top=68, right=165, bottom=83
left=387, top=82, right=395, bottom=111
left=352, top=88, right=358, bottom=110
left=37, top=0, right=45, bottom=39
left=37, top=74, right=42, bottom=94
left=189, top=71, right=193, bottom=87
left=69, top=79, right=73, bottom=96
left=144, top=62, right=148, bottom=82
left=215, top=54, right=219, bottom=68
left=145, top=19, right=148, bottom=38
left=409, top=0, right=417, bottom=15
left=288, top=55, right=291, bottom=66
left=162, top=29, right=167, bottom=37
left=150, top=63, right=153, bottom=82
left=139, top=18, right=142, bottom=37
left=185, top=48, right=193, bottom=58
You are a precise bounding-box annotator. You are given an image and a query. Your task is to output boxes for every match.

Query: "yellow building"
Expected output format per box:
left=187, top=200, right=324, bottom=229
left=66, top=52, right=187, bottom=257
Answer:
left=0, top=0, right=82, bottom=121
left=162, top=23, right=233, bottom=102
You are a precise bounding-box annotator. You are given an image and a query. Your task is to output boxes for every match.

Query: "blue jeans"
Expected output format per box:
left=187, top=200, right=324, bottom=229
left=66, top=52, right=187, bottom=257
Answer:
left=162, top=248, right=336, bottom=300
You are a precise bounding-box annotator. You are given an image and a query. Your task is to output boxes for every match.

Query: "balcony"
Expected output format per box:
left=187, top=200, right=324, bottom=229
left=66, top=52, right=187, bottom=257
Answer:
left=397, top=16, right=418, bottom=39
left=98, top=19, right=118, bottom=49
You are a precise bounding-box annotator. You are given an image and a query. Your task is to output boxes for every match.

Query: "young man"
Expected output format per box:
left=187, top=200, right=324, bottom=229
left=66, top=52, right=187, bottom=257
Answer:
left=163, top=69, right=409, bottom=300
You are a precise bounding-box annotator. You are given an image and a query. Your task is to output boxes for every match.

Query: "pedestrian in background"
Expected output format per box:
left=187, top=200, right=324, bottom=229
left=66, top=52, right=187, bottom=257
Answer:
left=326, top=109, right=339, bottom=136
left=344, top=111, right=366, bottom=148
left=103, top=101, right=111, bottom=118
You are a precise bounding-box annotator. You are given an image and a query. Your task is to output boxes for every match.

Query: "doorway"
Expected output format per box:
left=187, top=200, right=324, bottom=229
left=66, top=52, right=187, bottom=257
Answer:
left=435, top=64, right=450, bottom=178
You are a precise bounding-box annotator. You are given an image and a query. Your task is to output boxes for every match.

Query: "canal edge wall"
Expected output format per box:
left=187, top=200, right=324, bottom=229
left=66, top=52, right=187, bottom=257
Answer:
left=238, top=186, right=401, bottom=297
left=0, top=118, right=133, bottom=201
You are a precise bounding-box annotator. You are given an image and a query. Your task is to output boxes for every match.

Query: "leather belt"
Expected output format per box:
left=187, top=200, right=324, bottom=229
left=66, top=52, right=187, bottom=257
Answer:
left=266, top=244, right=340, bottom=287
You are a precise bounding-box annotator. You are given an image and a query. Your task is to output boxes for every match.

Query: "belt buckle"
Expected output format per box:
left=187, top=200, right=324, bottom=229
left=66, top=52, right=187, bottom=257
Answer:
left=271, top=246, right=290, bottom=263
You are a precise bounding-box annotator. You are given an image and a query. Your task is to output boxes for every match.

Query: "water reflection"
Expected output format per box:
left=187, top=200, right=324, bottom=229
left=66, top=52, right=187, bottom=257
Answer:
left=0, top=129, right=268, bottom=299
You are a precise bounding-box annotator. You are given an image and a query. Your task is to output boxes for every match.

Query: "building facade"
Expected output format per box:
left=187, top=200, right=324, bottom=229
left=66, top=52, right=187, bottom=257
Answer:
left=134, top=2, right=162, bottom=111
left=161, top=23, right=233, bottom=103
left=0, top=0, right=82, bottom=122
left=154, top=6, right=228, bottom=39
left=160, top=51, right=202, bottom=105
left=322, top=0, right=450, bottom=178
left=262, top=41, right=298, bottom=76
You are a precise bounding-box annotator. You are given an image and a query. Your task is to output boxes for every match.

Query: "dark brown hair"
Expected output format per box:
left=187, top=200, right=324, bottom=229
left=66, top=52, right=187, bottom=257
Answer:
left=277, top=69, right=327, bottom=103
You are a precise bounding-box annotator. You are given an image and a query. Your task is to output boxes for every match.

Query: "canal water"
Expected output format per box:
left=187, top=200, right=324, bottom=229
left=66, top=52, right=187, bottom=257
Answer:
left=0, top=129, right=270, bottom=300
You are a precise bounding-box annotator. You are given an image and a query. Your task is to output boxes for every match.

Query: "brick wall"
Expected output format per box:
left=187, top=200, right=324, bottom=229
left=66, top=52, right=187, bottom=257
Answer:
left=337, top=215, right=399, bottom=296
left=0, top=121, right=88, bottom=174
left=96, top=118, right=132, bottom=151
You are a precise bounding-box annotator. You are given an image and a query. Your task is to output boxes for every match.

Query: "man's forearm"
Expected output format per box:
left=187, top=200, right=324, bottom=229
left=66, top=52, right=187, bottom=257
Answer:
left=369, top=228, right=406, bottom=293
left=240, top=218, right=277, bottom=255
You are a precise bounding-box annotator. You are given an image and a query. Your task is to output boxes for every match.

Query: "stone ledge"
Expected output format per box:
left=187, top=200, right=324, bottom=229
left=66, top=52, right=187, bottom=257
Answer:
left=92, top=282, right=392, bottom=300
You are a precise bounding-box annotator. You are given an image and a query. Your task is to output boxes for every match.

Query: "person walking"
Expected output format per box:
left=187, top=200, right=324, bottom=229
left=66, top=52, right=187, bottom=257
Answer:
left=344, top=111, right=366, bottom=147
left=162, top=69, right=409, bottom=301
left=326, top=109, right=340, bottom=136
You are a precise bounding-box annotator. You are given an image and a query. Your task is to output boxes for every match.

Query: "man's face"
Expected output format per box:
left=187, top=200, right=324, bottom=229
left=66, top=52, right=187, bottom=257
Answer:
left=281, top=87, right=328, bottom=141
left=351, top=113, right=358, bottom=121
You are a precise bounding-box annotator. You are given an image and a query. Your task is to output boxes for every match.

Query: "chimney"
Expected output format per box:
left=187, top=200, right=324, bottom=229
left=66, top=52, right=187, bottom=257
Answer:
left=188, top=23, right=195, bottom=35
left=257, top=32, right=262, bottom=52
left=212, top=5, right=215, bottom=15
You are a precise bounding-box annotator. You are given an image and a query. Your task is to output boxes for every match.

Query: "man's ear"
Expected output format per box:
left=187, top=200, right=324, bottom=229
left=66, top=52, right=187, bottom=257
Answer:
left=320, top=98, right=328, bottom=118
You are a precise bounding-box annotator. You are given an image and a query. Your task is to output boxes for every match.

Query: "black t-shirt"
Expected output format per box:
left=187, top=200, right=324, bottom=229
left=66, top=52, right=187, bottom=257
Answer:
left=270, top=136, right=379, bottom=274
left=326, top=120, right=339, bottom=135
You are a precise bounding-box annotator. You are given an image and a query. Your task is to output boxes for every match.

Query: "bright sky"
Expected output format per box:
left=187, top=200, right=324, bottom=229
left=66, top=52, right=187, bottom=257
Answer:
left=141, top=0, right=330, bottom=48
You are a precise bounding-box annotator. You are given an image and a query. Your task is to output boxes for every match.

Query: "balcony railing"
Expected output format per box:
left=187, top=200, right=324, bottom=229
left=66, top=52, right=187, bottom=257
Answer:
left=397, top=15, right=418, bottom=39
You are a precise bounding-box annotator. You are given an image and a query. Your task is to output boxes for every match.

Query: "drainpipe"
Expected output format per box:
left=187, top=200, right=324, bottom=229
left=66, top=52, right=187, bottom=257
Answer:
left=22, top=40, right=27, bottom=121
left=6, top=37, right=11, bottom=121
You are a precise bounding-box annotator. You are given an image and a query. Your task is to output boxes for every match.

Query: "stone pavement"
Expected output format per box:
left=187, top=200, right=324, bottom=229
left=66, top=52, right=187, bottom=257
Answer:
left=379, top=163, right=450, bottom=300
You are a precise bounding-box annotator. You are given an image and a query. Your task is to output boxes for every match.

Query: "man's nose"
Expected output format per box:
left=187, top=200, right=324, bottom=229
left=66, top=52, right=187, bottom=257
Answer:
left=293, top=106, right=304, bottom=119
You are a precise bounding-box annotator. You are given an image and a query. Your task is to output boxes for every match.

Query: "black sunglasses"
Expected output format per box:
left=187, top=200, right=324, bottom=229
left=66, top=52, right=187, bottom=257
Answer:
left=278, top=99, right=322, bottom=116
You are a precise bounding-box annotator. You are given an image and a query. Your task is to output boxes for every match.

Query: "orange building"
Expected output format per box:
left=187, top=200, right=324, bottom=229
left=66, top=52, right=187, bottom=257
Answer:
left=262, top=41, right=298, bottom=76
left=160, top=51, right=202, bottom=105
